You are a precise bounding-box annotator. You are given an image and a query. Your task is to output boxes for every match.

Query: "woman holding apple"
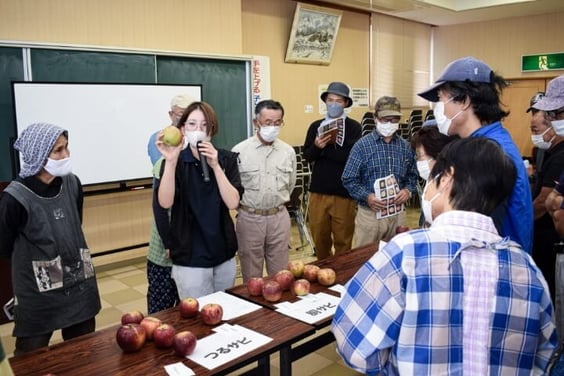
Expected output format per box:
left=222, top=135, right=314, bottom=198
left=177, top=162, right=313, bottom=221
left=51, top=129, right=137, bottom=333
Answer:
left=155, top=101, right=243, bottom=299
left=0, top=123, right=101, bottom=356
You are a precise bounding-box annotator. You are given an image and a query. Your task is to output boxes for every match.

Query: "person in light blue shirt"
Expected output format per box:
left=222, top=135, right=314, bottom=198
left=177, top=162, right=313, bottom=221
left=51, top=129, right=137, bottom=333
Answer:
left=332, top=137, right=557, bottom=375
left=417, top=56, right=533, bottom=254
left=146, top=94, right=193, bottom=313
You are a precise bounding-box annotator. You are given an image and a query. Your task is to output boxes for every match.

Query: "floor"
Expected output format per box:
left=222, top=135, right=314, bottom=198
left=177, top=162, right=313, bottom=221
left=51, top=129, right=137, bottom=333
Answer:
left=1, top=207, right=421, bottom=375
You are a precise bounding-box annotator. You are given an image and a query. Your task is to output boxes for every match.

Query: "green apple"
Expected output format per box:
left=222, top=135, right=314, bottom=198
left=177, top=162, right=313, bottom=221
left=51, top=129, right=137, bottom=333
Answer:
left=163, top=125, right=182, bottom=146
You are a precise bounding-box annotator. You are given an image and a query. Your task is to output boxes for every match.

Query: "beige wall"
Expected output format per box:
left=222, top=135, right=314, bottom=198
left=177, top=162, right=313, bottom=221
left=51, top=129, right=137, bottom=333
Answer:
left=0, top=0, right=243, bottom=54
left=432, top=11, right=564, bottom=80
left=242, top=0, right=370, bottom=146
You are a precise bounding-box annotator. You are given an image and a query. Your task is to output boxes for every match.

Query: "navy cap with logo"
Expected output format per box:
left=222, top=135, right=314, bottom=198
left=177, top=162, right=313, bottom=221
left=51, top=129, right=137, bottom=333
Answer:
left=418, top=56, right=493, bottom=102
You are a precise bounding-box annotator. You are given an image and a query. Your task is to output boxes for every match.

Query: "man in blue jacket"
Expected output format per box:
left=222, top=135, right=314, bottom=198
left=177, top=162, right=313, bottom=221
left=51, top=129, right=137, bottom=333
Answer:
left=417, top=56, right=533, bottom=253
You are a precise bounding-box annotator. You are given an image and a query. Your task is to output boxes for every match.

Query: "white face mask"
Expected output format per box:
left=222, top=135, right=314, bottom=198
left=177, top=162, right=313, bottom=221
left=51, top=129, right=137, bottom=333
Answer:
left=184, top=130, right=209, bottom=148
left=434, top=99, right=463, bottom=136
left=44, top=157, right=72, bottom=177
left=259, top=125, right=281, bottom=143
left=531, top=127, right=554, bottom=150
left=416, top=159, right=432, bottom=181
left=421, top=175, right=443, bottom=224
left=551, top=119, right=564, bottom=137
left=376, top=121, right=399, bottom=137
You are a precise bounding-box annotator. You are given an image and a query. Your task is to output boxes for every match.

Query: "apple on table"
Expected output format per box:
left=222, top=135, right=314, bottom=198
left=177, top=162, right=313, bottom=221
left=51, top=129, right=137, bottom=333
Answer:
left=262, top=280, right=283, bottom=302
left=292, top=278, right=311, bottom=296
left=139, top=316, right=162, bottom=340
left=303, top=264, right=320, bottom=283
left=173, top=331, right=198, bottom=356
left=200, top=303, right=223, bottom=325
left=273, top=269, right=294, bottom=291
left=116, top=323, right=147, bottom=353
left=246, top=277, right=265, bottom=297
left=179, top=297, right=199, bottom=318
left=153, top=323, right=177, bottom=349
left=317, top=268, right=336, bottom=286
left=120, top=310, right=144, bottom=325
left=287, top=260, right=305, bottom=278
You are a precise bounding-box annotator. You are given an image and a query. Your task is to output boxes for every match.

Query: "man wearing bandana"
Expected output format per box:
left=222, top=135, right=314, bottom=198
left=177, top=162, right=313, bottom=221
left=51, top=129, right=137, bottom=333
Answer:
left=303, top=82, right=362, bottom=260
left=0, top=123, right=101, bottom=356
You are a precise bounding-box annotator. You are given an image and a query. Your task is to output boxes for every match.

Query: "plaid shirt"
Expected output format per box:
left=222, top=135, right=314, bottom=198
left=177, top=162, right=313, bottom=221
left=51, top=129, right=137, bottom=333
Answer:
left=331, top=210, right=557, bottom=375
left=342, top=131, right=418, bottom=207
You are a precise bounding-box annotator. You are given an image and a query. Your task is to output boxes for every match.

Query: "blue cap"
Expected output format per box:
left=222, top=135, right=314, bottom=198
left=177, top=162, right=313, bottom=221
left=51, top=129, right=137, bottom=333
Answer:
left=418, top=56, right=493, bottom=102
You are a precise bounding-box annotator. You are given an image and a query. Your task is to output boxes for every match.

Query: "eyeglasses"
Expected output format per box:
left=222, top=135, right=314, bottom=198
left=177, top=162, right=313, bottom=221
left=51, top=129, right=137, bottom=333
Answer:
left=257, top=120, right=284, bottom=127
left=375, top=116, right=401, bottom=124
left=184, top=120, right=208, bottom=131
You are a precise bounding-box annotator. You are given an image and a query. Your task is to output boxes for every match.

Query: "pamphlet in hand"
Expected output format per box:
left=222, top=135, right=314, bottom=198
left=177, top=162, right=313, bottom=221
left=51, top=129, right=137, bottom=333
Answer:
left=317, top=118, right=339, bottom=144
left=373, top=174, right=405, bottom=219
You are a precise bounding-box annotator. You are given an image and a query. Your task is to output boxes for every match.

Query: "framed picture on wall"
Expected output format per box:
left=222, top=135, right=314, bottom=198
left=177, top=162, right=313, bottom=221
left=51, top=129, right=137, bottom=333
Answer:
left=285, top=3, right=342, bottom=65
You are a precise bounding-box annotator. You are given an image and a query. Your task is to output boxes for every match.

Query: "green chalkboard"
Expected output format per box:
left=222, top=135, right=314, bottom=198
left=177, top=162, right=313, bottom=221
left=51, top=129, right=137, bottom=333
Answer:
left=0, top=47, right=24, bottom=181
left=30, top=49, right=155, bottom=83
left=157, top=56, right=249, bottom=150
left=0, top=46, right=251, bottom=182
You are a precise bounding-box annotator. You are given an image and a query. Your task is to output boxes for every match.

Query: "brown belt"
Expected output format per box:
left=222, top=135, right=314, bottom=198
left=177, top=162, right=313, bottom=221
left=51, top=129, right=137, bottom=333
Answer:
left=239, top=204, right=284, bottom=216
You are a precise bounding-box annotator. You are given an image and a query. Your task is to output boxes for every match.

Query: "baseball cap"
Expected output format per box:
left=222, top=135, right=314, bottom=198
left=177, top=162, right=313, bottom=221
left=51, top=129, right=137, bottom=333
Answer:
left=526, top=92, right=545, bottom=113
left=170, top=94, right=194, bottom=109
left=532, top=75, right=564, bottom=112
left=375, top=96, right=402, bottom=118
left=418, top=56, right=493, bottom=102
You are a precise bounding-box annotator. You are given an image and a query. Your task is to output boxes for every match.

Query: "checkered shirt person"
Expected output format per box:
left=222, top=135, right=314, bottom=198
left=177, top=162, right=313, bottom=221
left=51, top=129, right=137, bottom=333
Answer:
left=331, top=210, right=557, bottom=375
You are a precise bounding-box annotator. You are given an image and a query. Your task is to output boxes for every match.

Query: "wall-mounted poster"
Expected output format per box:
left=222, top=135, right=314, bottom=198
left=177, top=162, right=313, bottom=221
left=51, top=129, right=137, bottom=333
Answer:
left=285, top=3, right=342, bottom=65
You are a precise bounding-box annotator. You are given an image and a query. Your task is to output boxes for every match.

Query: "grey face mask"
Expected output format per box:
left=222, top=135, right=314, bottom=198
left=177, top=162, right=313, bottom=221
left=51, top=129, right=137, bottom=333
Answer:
left=326, top=102, right=344, bottom=118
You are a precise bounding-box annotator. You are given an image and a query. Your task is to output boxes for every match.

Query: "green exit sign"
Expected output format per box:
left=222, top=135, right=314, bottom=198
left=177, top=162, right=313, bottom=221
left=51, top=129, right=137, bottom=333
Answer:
left=522, top=53, right=564, bottom=72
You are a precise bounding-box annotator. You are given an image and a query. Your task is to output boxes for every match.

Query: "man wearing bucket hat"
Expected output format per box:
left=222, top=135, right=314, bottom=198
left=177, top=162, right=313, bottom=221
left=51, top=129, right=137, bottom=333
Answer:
left=303, top=82, right=361, bottom=259
left=417, top=56, right=534, bottom=255
left=0, top=123, right=101, bottom=355
left=342, top=96, right=418, bottom=246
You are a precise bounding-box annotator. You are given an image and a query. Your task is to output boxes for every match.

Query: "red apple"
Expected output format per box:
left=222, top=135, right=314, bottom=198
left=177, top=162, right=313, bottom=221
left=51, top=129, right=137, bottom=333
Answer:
left=292, top=278, right=311, bottom=296
left=262, top=280, right=283, bottom=302
left=139, top=316, right=162, bottom=340
left=162, top=125, right=182, bottom=147
left=173, top=330, right=198, bottom=357
left=179, top=297, right=199, bottom=318
left=116, top=323, right=146, bottom=352
left=273, top=269, right=294, bottom=291
left=287, top=260, right=305, bottom=278
left=246, top=277, right=265, bottom=297
left=200, top=303, right=223, bottom=325
left=153, top=323, right=176, bottom=349
left=395, top=225, right=410, bottom=234
left=317, top=268, right=336, bottom=286
left=120, top=310, right=144, bottom=325
left=303, top=264, right=320, bottom=283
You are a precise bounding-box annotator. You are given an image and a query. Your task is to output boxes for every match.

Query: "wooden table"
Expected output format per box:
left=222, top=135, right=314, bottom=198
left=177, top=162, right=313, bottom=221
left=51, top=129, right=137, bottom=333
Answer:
left=9, top=306, right=315, bottom=376
left=225, top=242, right=378, bottom=370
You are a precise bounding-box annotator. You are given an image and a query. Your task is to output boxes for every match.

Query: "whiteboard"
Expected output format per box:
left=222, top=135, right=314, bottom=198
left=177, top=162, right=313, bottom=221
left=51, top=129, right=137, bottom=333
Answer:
left=12, top=82, right=201, bottom=185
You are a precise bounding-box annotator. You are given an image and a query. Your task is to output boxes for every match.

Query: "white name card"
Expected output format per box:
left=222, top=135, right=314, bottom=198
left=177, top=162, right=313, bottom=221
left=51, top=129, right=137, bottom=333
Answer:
left=274, top=292, right=342, bottom=324
left=187, top=324, right=272, bottom=370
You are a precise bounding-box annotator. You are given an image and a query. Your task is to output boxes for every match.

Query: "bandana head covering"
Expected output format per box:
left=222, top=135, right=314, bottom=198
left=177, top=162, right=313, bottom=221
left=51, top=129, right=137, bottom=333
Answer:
left=14, top=123, right=66, bottom=178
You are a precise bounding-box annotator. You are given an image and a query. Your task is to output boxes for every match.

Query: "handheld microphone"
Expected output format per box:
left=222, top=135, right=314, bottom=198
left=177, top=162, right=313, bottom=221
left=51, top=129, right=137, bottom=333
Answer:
left=197, top=141, right=211, bottom=182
